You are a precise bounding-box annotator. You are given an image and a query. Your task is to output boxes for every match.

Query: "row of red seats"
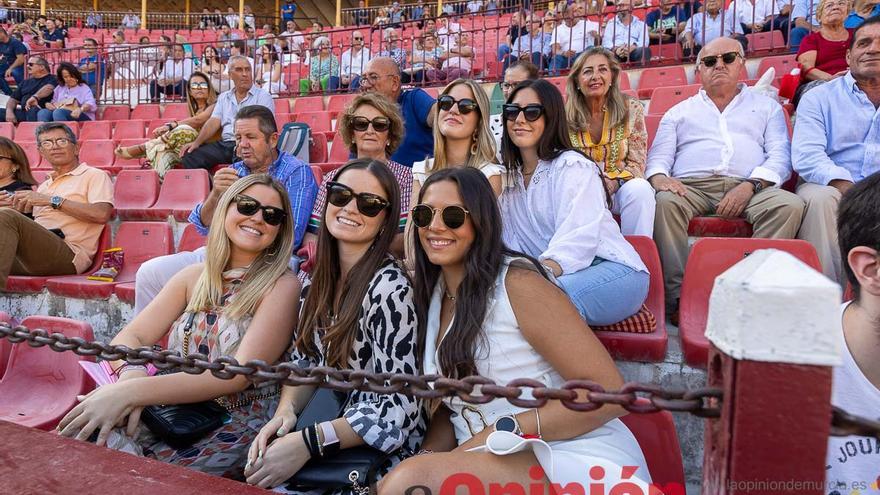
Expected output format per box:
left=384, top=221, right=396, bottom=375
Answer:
left=0, top=311, right=685, bottom=494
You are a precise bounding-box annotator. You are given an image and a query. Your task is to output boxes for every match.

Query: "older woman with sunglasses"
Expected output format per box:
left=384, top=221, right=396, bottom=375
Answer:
left=114, top=71, right=219, bottom=178
left=499, top=79, right=649, bottom=326
left=58, top=174, right=301, bottom=477
left=566, top=47, right=654, bottom=237
left=245, top=159, right=424, bottom=490
left=300, top=93, right=413, bottom=262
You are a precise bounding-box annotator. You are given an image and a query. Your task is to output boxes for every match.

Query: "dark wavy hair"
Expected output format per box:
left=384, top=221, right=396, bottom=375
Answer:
left=411, top=167, right=546, bottom=378
left=56, top=62, right=85, bottom=86
left=294, top=158, right=402, bottom=368
left=501, top=78, right=611, bottom=207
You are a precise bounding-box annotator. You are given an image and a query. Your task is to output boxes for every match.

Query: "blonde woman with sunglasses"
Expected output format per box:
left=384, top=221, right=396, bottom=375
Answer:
left=114, top=71, right=219, bottom=178
left=58, top=174, right=301, bottom=477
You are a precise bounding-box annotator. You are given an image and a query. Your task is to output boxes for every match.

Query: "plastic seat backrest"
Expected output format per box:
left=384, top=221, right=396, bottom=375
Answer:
left=79, top=121, right=113, bottom=141
left=20, top=141, right=42, bottom=168
left=0, top=122, right=13, bottom=139
left=757, top=54, right=798, bottom=77
left=624, top=235, right=666, bottom=334
left=80, top=139, right=115, bottom=168
left=153, top=169, right=211, bottom=210
left=327, top=94, right=356, bottom=115
left=178, top=223, right=206, bottom=252
left=293, top=96, right=324, bottom=113
left=295, top=111, right=332, bottom=133
left=275, top=99, right=291, bottom=114
left=162, top=103, right=190, bottom=120
left=645, top=114, right=662, bottom=148
left=113, top=221, right=175, bottom=280
left=101, top=105, right=130, bottom=121
left=113, top=120, right=146, bottom=140
left=328, top=132, right=351, bottom=162
left=638, top=66, right=688, bottom=92
left=114, top=169, right=160, bottom=209
left=648, top=84, right=701, bottom=115
left=16, top=122, right=42, bottom=142
left=619, top=405, right=685, bottom=492
left=131, top=104, right=161, bottom=120
left=310, top=132, right=328, bottom=163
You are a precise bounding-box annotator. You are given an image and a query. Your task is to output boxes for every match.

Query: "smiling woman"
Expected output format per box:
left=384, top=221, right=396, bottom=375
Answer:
left=56, top=174, right=301, bottom=478
left=243, top=159, right=425, bottom=491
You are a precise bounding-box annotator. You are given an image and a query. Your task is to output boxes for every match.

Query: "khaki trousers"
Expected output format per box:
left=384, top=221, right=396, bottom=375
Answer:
left=796, top=182, right=842, bottom=285
left=0, top=208, right=76, bottom=288
left=653, top=176, right=806, bottom=311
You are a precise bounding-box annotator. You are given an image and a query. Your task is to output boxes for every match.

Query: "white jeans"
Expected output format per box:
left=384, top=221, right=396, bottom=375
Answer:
left=612, top=178, right=656, bottom=238
left=134, top=247, right=207, bottom=315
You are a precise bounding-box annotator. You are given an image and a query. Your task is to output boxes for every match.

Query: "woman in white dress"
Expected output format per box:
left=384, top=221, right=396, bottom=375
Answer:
left=379, top=167, right=652, bottom=494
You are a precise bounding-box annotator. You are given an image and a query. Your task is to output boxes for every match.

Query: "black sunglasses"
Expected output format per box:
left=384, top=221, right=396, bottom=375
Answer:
left=326, top=181, right=390, bottom=217
left=502, top=103, right=545, bottom=122
left=437, top=95, right=479, bottom=115
left=701, top=51, right=740, bottom=68
left=234, top=194, right=287, bottom=226
left=411, top=204, right=470, bottom=229
left=349, top=116, right=391, bottom=132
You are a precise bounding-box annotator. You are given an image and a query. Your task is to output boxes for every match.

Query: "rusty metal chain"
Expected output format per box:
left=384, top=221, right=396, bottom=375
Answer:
left=0, top=323, right=727, bottom=419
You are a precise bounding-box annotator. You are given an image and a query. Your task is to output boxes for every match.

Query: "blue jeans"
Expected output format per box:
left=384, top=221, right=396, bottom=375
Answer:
left=497, top=43, right=511, bottom=61
left=550, top=53, right=579, bottom=75
left=504, top=52, right=547, bottom=73
left=556, top=259, right=650, bottom=326
left=0, top=64, right=23, bottom=96
left=790, top=26, right=810, bottom=52
left=37, top=108, right=92, bottom=122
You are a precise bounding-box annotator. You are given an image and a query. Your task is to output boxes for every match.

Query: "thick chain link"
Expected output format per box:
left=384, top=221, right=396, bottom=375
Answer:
left=8, top=322, right=878, bottom=435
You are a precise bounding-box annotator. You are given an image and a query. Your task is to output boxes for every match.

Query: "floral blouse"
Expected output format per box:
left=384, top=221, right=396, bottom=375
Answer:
left=380, top=47, right=408, bottom=70
left=309, top=54, right=340, bottom=83
left=569, top=97, right=648, bottom=180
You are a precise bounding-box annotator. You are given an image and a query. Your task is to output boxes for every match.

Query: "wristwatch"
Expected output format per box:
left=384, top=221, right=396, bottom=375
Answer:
left=747, top=179, right=765, bottom=193
left=493, top=415, right=523, bottom=436
left=50, top=195, right=64, bottom=209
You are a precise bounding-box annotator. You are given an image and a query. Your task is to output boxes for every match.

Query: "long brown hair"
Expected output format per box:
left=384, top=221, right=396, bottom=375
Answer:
left=295, top=158, right=401, bottom=368
left=186, top=71, right=218, bottom=117
left=0, top=137, right=36, bottom=186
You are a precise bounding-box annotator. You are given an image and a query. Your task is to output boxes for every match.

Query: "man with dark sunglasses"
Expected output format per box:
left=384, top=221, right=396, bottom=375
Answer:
left=341, top=30, right=372, bottom=90
left=0, top=56, right=57, bottom=124
left=359, top=57, right=437, bottom=167
left=647, top=37, right=805, bottom=317
left=133, top=106, right=317, bottom=315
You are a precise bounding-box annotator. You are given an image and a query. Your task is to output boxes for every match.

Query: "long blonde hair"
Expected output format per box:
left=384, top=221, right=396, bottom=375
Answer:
left=186, top=174, right=295, bottom=320
left=565, top=47, right=630, bottom=133
left=428, top=78, right=498, bottom=173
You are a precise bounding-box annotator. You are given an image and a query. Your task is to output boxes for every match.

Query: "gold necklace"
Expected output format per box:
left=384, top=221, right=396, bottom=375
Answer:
left=444, top=290, right=456, bottom=302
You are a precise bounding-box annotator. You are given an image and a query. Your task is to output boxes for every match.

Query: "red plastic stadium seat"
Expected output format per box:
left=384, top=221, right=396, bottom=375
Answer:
left=46, top=222, right=174, bottom=299
left=654, top=42, right=683, bottom=61
left=15, top=122, right=42, bottom=142
left=177, top=223, right=206, bottom=252
left=4, top=225, right=111, bottom=293
left=146, top=119, right=168, bottom=136
left=747, top=30, right=785, bottom=51
left=423, top=87, right=440, bottom=98
left=0, top=122, right=13, bottom=139
left=547, top=76, right=566, bottom=95
left=295, top=111, right=333, bottom=133
left=79, top=139, right=116, bottom=169
left=637, top=66, right=688, bottom=99
left=293, top=96, right=324, bottom=113
left=0, top=316, right=95, bottom=430
left=124, top=169, right=210, bottom=221
left=114, top=169, right=160, bottom=218
left=327, top=94, right=356, bottom=118
left=0, top=311, right=12, bottom=380
left=679, top=238, right=822, bottom=368
left=131, top=104, right=161, bottom=120
left=648, top=84, right=701, bottom=115
left=687, top=217, right=754, bottom=237
left=275, top=113, right=293, bottom=132
left=757, top=54, right=798, bottom=78
left=100, top=105, right=130, bottom=120
left=274, top=98, right=291, bottom=114
left=618, top=71, right=631, bottom=91
left=328, top=132, right=350, bottom=162
left=310, top=165, right=322, bottom=185
left=20, top=141, right=42, bottom=168
left=310, top=132, right=328, bottom=163
left=162, top=103, right=189, bottom=119
left=594, top=236, right=668, bottom=362
left=113, top=120, right=146, bottom=140
left=79, top=121, right=113, bottom=141
left=645, top=114, right=661, bottom=148
left=620, top=405, right=685, bottom=493
left=113, top=282, right=135, bottom=304
left=31, top=169, right=50, bottom=183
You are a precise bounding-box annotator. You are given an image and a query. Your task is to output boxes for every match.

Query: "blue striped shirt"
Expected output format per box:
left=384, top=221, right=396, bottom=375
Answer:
left=188, top=151, right=318, bottom=248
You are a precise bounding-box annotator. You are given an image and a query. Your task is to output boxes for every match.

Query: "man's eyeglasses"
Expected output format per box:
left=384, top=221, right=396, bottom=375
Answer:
left=362, top=73, right=395, bottom=83
left=38, top=138, right=72, bottom=149
left=701, top=51, right=741, bottom=68
left=501, top=81, right=524, bottom=91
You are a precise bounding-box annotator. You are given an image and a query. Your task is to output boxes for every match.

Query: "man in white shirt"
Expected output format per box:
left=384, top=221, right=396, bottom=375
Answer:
left=646, top=37, right=804, bottom=313
left=281, top=20, right=305, bottom=52
left=341, top=30, right=372, bottom=89
left=121, top=12, right=140, bottom=29
left=149, top=44, right=195, bottom=102
left=730, top=0, right=790, bottom=36
left=681, top=0, right=747, bottom=56
left=601, top=0, right=652, bottom=62
left=436, top=13, right=462, bottom=51
left=825, top=171, right=880, bottom=495
left=467, top=0, right=483, bottom=13
left=551, top=2, right=600, bottom=72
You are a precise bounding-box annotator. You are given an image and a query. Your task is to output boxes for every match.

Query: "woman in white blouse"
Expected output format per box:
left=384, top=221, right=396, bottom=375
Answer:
left=499, top=79, right=649, bottom=325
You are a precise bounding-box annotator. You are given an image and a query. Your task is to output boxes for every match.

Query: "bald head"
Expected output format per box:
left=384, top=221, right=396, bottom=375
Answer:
left=360, top=57, right=402, bottom=99
left=696, top=37, right=745, bottom=93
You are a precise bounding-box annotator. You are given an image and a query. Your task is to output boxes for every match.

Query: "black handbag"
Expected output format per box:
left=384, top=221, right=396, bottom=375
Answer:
left=141, top=401, right=230, bottom=448
left=287, top=387, right=393, bottom=494
left=140, top=312, right=231, bottom=449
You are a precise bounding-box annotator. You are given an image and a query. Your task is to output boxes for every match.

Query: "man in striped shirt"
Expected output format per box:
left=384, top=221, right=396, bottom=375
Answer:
left=132, top=105, right=318, bottom=314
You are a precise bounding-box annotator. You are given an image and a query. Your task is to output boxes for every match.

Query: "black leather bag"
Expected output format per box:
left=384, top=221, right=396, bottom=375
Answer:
left=141, top=400, right=230, bottom=448
left=288, top=388, right=392, bottom=493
